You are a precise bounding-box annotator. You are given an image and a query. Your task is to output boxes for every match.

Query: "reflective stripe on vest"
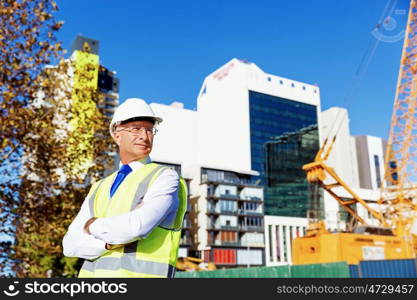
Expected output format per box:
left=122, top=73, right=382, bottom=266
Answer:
left=79, top=163, right=186, bottom=278
left=81, top=241, right=175, bottom=277
left=88, top=180, right=105, bottom=217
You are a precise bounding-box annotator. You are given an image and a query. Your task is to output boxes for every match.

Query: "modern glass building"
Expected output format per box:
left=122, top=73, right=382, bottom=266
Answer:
left=248, top=90, right=320, bottom=217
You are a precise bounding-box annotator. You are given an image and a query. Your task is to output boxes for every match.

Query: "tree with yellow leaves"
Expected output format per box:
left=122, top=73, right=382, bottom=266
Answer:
left=0, top=0, right=115, bottom=277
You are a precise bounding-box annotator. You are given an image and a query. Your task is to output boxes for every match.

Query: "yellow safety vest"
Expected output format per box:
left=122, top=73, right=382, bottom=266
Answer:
left=78, top=163, right=187, bottom=278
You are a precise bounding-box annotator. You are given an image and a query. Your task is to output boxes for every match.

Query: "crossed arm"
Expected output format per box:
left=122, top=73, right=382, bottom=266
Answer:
left=62, top=169, right=179, bottom=260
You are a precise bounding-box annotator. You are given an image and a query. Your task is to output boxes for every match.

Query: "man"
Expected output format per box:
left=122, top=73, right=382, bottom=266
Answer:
left=63, top=98, right=187, bottom=278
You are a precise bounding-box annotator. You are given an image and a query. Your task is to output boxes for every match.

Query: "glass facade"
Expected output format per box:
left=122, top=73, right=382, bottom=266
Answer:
left=248, top=90, right=320, bottom=217
left=220, top=200, right=237, bottom=212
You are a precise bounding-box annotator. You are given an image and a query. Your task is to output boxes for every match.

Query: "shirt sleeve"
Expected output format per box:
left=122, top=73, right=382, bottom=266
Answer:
left=89, top=168, right=180, bottom=245
left=62, top=195, right=107, bottom=260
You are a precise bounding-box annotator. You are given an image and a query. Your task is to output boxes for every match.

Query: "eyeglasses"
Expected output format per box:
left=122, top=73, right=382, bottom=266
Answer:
left=117, top=126, right=158, bottom=135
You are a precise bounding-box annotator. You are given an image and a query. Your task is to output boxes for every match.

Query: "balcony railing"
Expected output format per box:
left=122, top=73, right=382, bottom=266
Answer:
left=239, top=196, right=263, bottom=202
left=207, top=193, right=263, bottom=202
left=208, top=240, right=265, bottom=247
left=202, top=175, right=260, bottom=187
left=240, top=242, right=265, bottom=247
left=239, top=225, right=264, bottom=232
left=207, top=207, right=221, bottom=214
left=208, top=240, right=241, bottom=247
left=220, top=225, right=239, bottom=230
left=220, top=209, right=237, bottom=215
left=238, top=209, right=264, bottom=216
left=207, top=207, right=239, bottom=216
left=207, top=224, right=221, bottom=230
left=207, top=224, right=239, bottom=231
left=179, top=237, right=192, bottom=245
left=220, top=194, right=240, bottom=200
left=207, top=193, right=240, bottom=200
left=182, top=220, right=191, bottom=229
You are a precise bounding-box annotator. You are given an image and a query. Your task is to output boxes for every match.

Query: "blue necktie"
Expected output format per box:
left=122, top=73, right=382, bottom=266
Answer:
left=110, top=164, right=132, bottom=197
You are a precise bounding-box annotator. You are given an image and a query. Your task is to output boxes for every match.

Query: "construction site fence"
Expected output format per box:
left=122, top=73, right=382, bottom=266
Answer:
left=350, top=259, right=417, bottom=278
left=176, top=259, right=417, bottom=278
left=175, top=262, right=349, bottom=278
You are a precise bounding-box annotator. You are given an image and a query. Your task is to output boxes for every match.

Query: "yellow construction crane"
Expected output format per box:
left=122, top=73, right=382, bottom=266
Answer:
left=292, top=0, right=417, bottom=265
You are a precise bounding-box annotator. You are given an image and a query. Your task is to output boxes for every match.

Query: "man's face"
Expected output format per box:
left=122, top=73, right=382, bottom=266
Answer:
left=113, top=120, right=155, bottom=163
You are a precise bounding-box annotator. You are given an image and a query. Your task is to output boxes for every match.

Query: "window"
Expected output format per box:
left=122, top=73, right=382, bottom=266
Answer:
left=389, top=160, right=398, bottom=183
left=283, top=226, right=287, bottom=262
left=302, top=86, right=306, bottom=91
left=279, top=80, right=283, bottom=85
left=220, top=200, right=236, bottom=212
left=267, top=77, right=271, bottom=82
left=207, top=185, right=214, bottom=196
left=275, top=225, right=281, bottom=261
left=220, top=231, right=236, bottom=242
left=268, top=225, right=273, bottom=261
left=374, top=155, right=382, bottom=188
left=245, top=202, right=254, bottom=211
left=245, top=217, right=262, bottom=227
left=291, top=83, right=295, bottom=88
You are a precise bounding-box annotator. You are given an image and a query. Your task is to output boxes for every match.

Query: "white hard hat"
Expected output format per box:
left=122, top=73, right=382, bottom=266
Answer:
left=110, top=98, right=163, bottom=137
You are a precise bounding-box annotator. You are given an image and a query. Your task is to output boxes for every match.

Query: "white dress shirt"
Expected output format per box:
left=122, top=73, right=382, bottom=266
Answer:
left=62, top=157, right=179, bottom=260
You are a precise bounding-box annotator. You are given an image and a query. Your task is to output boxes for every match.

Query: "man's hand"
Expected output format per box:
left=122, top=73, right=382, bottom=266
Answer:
left=87, top=203, right=143, bottom=250
left=135, top=202, right=144, bottom=209
left=105, top=242, right=136, bottom=250
left=84, top=217, right=97, bottom=234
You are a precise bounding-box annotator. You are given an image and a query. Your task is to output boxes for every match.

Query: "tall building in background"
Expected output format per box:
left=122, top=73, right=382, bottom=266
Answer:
left=150, top=99, right=266, bottom=267
left=320, top=107, right=359, bottom=188
left=150, top=58, right=321, bottom=267
left=320, top=107, right=388, bottom=231
left=70, top=35, right=120, bottom=173
left=196, top=59, right=321, bottom=266
left=249, top=92, right=320, bottom=218
left=139, top=59, right=390, bottom=267
left=199, top=168, right=264, bottom=267
left=196, top=59, right=321, bottom=219
left=71, top=35, right=120, bottom=121
left=35, top=35, right=120, bottom=181
left=320, top=107, right=360, bottom=230
left=354, top=135, right=387, bottom=190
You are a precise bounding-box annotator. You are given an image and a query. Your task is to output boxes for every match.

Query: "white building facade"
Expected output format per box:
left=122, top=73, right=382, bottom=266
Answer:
left=149, top=58, right=322, bottom=267
left=319, top=107, right=387, bottom=231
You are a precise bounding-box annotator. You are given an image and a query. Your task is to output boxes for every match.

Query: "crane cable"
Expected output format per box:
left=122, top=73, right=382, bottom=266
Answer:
left=323, top=0, right=398, bottom=146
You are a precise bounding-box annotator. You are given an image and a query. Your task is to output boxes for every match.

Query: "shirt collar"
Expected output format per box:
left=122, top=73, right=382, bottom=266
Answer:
left=119, top=156, right=151, bottom=171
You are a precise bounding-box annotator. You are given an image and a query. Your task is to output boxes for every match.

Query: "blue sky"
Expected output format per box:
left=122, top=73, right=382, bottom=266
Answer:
left=55, top=0, right=409, bottom=139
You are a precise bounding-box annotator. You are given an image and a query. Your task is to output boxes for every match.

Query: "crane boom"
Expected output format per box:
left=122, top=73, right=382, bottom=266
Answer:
left=380, top=0, right=417, bottom=236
